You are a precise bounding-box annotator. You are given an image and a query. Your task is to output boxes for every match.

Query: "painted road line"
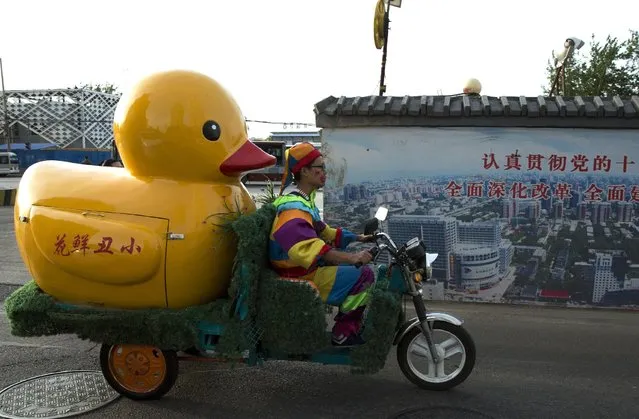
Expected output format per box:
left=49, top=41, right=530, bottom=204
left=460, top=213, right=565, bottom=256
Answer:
left=0, top=189, right=16, bottom=206
left=0, top=341, right=70, bottom=349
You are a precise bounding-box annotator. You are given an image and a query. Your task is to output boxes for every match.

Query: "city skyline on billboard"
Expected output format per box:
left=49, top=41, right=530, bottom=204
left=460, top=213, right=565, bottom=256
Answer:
left=321, top=126, right=639, bottom=309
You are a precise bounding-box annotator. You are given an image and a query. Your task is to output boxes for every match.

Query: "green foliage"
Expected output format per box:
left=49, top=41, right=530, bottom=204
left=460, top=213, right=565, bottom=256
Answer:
left=350, top=280, right=403, bottom=374
left=227, top=203, right=329, bottom=354
left=253, top=181, right=278, bottom=206
left=4, top=280, right=234, bottom=352
left=227, top=203, right=403, bottom=373
left=543, top=30, right=639, bottom=96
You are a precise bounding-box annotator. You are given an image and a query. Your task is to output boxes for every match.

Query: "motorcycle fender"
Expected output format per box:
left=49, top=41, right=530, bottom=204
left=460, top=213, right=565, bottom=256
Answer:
left=393, top=313, right=464, bottom=345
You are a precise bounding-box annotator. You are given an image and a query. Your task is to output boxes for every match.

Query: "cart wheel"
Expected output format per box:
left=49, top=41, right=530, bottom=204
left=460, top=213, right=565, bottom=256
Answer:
left=100, top=343, right=179, bottom=400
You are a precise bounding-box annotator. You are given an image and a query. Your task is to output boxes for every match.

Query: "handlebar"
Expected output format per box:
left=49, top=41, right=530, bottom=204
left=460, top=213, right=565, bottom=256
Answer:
left=354, top=246, right=379, bottom=268
left=370, top=246, right=380, bottom=259
left=352, top=231, right=399, bottom=269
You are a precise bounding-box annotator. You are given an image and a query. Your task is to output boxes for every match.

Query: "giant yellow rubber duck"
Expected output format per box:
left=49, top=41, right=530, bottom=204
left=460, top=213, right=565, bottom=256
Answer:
left=13, top=70, right=276, bottom=309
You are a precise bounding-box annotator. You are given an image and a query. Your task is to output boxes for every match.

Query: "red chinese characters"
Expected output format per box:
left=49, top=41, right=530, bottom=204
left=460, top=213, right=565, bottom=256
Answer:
left=548, top=154, right=567, bottom=172
left=527, top=154, right=544, bottom=171
left=466, top=182, right=484, bottom=197
left=570, top=154, right=589, bottom=172
left=53, top=234, right=143, bottom=256
left=481, top=152, right=635, bottom=174
left=584, top=183, right=603, bottom=201
left=617, top=156, right=636, bottom=173
left=531, top=183, right=551, bottom=200
left=553, top=183, right=572, bottom=200
left=607, top=185, right=626, bottom=202
left=487, top=181, right=506, bottom=198
left=94, top=237, right=114, bottom=254
left=438, top=179, right=639, bottom=204
left=445, top=181, right=463, bottom=197
left=72, top=234, right=90, bottom=255
left=593, top=155, right=611, bottom=172
left=120, top=237, right=143, bottom=254
left=54, top=234, right=71, bottom=256
left=504, top=151, right=522, bottom=170
left=509, top=182, right=528, bottom=199
left=482, top=153, right=499, bottom=170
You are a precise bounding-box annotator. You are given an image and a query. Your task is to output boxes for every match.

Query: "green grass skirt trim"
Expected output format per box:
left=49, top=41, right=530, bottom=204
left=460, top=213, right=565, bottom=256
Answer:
left=4, top=203, right=403, bottom=374
left=4, top=280, right=239, bottom=352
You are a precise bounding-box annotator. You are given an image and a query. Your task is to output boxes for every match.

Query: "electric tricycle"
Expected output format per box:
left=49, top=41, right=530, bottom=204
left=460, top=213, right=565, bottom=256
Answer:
left=4, top=69, right=475, bottom=401
left=5, top=204, right=476, bottom=401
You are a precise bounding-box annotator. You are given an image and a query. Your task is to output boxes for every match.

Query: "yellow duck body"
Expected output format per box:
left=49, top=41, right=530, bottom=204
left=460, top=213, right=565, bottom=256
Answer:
left=13, top=70, right=276, bottom=310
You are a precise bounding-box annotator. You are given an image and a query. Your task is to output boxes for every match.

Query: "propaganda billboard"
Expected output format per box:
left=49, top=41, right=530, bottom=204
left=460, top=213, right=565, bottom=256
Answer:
left=321, top=126, right=639, bottom=308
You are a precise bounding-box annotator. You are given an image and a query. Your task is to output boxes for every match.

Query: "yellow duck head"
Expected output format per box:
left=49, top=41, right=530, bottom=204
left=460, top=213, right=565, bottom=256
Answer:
left=113, top=70, right=276, bottom=182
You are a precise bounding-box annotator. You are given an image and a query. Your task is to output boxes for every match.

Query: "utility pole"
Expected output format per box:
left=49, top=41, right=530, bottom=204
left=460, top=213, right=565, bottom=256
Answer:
left=378, top=0, right=392, bottom=96
left=0, top=58, right=10, bottom=153
left=549, top=37, right=584, bottom=96
left=374, top=0, right=403, bottom=96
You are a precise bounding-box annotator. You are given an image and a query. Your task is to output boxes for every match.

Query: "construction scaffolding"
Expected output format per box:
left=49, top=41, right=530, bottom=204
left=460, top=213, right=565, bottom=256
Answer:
left=0, top=88, right=119, bottom=149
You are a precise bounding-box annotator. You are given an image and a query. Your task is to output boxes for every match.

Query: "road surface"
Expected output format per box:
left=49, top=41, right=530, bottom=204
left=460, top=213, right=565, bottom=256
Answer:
left=0, top=176, right=20, bottom=191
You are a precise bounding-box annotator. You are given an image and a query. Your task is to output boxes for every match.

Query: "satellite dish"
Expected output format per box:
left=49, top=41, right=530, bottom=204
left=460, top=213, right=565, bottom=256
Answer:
left=373, top=0, right=386, bottom=50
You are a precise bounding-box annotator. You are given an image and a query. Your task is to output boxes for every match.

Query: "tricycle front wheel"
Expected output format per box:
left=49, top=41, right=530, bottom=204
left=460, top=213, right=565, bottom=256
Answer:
left=397, top=321, right=476, bottom=391
left=100, top=343, right=179, bottom=400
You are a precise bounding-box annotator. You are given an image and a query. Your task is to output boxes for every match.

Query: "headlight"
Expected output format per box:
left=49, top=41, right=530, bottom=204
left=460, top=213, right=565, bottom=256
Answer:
left=405, top=237, right=425, bottom=260
left=414, top=272, right=423, bottom=283
left=425, top=266, right=432, bottom=279
left=405, top=237, right=427, bottom=270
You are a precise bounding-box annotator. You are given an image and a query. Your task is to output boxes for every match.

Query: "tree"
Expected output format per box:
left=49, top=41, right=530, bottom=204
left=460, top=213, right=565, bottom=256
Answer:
left=543, top=30, right=639, bottom=96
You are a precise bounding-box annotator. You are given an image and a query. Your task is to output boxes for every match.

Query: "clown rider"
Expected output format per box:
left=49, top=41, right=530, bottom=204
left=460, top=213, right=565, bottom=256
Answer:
left=268, top=142, right=375, bottom=346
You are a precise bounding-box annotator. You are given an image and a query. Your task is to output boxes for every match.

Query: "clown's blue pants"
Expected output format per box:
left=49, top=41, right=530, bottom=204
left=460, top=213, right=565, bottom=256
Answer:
left=311, top=264, right=375, bottom=339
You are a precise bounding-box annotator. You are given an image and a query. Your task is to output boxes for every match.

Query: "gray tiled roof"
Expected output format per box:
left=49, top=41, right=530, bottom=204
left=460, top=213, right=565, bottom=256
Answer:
left=314, top=95, right=639, bottom=129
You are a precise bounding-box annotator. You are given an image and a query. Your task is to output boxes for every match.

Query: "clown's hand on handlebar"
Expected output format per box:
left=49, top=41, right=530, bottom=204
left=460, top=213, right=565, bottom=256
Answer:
left=352, top=250, right=373, bottom=267
left=357, top=234, right=375, bottom=243
left=353, top=246, right=380, bottom=268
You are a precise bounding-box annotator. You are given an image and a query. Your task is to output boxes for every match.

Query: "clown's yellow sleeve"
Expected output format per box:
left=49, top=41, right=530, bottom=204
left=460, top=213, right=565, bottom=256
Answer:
left=315, top=220, right=357, bottom=250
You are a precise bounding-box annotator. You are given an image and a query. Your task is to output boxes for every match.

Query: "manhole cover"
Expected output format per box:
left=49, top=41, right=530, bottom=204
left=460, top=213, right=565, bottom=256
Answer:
left=0, top=370, right=120, bottom=419
left=390, top=406, right=495, bottom=419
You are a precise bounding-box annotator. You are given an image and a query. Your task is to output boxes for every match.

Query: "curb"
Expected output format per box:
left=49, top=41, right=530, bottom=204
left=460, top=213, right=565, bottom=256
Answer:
left=0, top=189, right=16, bottom=206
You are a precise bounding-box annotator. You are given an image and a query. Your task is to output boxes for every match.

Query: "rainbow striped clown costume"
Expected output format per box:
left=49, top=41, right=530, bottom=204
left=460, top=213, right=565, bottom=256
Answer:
left=268, top=142, right=374, bottom=345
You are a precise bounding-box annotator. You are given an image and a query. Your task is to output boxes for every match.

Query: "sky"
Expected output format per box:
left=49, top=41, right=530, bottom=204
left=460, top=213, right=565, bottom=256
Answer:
left=323, top=127, right=639, bottom=183
left=1, top=0, right=638, bottom=138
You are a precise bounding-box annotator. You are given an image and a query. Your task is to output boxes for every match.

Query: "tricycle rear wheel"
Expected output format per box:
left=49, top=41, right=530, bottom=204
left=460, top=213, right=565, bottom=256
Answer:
left=100, top=343, right=179, bottom=400
left=397, top=321, right=476, bottom=391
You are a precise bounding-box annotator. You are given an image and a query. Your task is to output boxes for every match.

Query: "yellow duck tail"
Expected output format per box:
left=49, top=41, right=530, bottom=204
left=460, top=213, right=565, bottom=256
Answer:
left=14, top=160, right=169, bottom=308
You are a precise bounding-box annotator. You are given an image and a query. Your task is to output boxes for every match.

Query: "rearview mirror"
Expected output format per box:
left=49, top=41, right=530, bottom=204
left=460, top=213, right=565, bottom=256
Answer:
left=374, top=206, right=388, bottom=221
left=364, top=218, right=379, bottom=235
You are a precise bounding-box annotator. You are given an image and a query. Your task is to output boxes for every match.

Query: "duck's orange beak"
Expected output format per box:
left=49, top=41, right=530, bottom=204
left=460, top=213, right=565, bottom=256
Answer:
left=220, top=140, right=276, bottom=177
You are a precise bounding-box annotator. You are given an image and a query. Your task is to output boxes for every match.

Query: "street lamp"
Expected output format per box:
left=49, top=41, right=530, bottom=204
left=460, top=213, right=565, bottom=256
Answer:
left=0, top=58, right=10, bottom=152
left=549, top=37, right=584, bottom=96
left=374, top=0, right=403, bottom=96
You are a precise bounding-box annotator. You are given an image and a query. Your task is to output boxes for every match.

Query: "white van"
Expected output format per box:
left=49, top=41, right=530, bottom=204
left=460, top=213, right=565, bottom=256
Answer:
left=0, top=152, right=20, bottom=176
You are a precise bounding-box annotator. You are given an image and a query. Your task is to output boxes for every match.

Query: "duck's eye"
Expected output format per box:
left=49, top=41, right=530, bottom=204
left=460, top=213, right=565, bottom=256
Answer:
left=202, top=120, right=221, bottom=141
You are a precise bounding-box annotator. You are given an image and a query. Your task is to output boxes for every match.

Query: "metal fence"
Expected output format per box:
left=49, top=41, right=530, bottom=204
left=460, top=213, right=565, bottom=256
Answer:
left=9, top=149, right=112, bottom=171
